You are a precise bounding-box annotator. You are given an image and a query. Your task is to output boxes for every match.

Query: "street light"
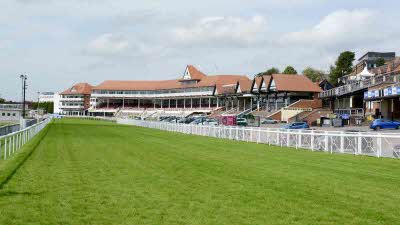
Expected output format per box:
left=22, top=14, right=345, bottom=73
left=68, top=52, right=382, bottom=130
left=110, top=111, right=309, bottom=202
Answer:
left=20, top=75, right=27, bottom=119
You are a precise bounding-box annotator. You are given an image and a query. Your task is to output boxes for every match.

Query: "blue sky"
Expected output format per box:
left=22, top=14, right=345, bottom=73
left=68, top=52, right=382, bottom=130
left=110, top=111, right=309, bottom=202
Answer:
left=1, top=0, right=399, bottom=100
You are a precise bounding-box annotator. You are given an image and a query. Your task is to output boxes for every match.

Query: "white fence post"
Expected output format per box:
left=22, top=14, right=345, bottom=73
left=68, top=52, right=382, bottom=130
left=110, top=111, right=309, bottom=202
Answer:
left=377, top=134, right=382, bottom=158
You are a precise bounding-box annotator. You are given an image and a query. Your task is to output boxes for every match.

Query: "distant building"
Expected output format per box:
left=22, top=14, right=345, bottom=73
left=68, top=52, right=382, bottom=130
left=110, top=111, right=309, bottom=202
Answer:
left=59, top=83, right=92, bottom=116
left=0, top=104, right=24, bottom=121
left=353, top=52, right=396, bottom=75
left=39, top=92, right=56, bottom=103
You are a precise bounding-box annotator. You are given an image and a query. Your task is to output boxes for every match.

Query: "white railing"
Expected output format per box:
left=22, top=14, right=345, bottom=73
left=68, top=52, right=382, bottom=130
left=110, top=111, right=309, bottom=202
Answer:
left=0, top=118, right=52, bottom=160
left=118, top=119, right=400, bottom=159
left=60, top=115, right=117, bottom=122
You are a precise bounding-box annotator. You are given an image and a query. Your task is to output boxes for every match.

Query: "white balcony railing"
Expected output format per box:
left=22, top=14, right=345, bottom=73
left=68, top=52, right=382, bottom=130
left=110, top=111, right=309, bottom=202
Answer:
left=319, top=73, right=399, bottom=98
left=60, top=98, right=84, bottom=102
left=60, top=105, right=84, bottom=109
left=91, top=91, right=214, bottom=99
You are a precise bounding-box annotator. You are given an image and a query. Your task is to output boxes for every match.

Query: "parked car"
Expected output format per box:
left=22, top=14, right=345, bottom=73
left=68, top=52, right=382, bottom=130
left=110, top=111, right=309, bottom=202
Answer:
left=261, top=117, right=279, bottom=124
left=236, top=118, right=248, bottom=126
left=370, top=119, right=400, bottom=131
left=204, top=118, right=219, bottom=126
left=282, top=122, right=309, bottom=129
left=190, top=118, right=204, bottom=125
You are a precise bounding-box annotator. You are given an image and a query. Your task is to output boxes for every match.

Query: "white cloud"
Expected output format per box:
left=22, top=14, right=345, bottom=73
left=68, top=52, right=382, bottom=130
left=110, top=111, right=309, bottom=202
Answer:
left=283, top=9, right=380, bottom=47
left=87, top=33, right=129, bottom=55
left=172, top=15, right=267, bottom=46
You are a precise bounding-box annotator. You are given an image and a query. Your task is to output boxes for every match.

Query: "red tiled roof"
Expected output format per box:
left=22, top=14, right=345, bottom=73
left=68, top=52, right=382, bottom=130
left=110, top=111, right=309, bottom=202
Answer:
left=61, top=83, right=92, bottom=95
left=271, top=74, right=322, bottom=93
left=238, top=78, right=252, bottom=93
left=186, top=65, right=207, bottom=80
left=91, top=65, right=251, bottom=95
left=253, top=76, right=263, bottom=90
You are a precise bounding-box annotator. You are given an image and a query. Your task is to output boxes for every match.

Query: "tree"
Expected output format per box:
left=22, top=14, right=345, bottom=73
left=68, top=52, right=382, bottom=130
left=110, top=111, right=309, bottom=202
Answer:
left=283, top=66, right=297, bottom=74
left=0, top=98, right=5, bottom=104
left=31, top=102, right=54, bottom=114
left=255, top=67, right=280, bottom=77
left=302, top=67, right=325, bottom=82
left=376, top=57, right=385, bottom=67
left=329, top=51, right=355, bottom=85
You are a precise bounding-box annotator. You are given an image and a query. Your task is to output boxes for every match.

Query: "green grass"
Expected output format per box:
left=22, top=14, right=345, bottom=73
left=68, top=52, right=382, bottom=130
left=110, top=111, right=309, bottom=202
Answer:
left=0, top=119, right=399, bottom=225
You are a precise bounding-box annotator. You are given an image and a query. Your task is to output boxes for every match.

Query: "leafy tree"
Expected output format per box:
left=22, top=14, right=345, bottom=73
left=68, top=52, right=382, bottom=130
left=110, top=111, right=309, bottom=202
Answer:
left=302, top=67, right=325, bottom=82
left=329, top=51, right=355, bottom=85
left=283, top=66, right=297, bottom=74
left=31, top=102, right=54, bottom=114
left=255, top=67, right=280, bottom=77
left=376, top=57, right=385, bottom=67
left=0, top=98, right=5, bottom=104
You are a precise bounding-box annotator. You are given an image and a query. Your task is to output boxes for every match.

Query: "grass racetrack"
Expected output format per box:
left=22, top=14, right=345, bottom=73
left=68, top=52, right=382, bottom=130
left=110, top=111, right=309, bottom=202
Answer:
left=0, top=119, right=400, bottom=225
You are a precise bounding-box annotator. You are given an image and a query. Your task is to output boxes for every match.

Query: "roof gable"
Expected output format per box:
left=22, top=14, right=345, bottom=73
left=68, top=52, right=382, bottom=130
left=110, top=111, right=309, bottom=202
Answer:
left=182, top=65, right=207, bottom=80
left=61, top=83, right=92, bottom=95
left=270, top=74, right=322, bottom=93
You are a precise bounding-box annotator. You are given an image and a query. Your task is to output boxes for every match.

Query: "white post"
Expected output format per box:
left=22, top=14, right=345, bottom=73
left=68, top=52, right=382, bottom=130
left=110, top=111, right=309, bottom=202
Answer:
left=377, top=134, right=382, bottom=157
left=357, top=132, right=362, bottom=155
left=311, top=130, right=314, bottom=151
left=287, top=130, right=290, bottom=147
left=340, top=132, right=344, bottom=153
left=324, top=131, right=328, bottom=152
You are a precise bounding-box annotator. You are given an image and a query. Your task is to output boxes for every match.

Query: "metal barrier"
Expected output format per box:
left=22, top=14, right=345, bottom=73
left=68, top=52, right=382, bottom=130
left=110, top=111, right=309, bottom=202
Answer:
left=0, top=118, right=52, bottom=160
left=118, top=119, right=400, bottom=159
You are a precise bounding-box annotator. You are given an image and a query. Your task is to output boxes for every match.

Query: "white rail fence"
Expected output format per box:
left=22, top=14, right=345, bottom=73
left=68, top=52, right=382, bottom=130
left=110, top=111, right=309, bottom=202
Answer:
left=119, top=119, right=400, bottom=159
left=0, top=118, right=52, bottom=160
left=61, top=115, right=117, bottom=122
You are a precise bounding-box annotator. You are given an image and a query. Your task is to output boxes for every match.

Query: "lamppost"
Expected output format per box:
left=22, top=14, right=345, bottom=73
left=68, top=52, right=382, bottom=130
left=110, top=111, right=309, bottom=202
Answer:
left=20, top=75, right=27, bottom=119
left=37, top=91, right=40, bottom=122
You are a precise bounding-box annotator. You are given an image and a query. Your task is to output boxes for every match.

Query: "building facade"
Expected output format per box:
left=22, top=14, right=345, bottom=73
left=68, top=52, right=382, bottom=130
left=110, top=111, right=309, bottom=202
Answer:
left=58, top=65, right=323, bottom=121
left=59, top=83, right=92, bottom=115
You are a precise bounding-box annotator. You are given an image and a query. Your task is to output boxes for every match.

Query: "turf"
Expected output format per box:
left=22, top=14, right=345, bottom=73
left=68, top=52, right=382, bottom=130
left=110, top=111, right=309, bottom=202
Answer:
left=0, top=119, right=399, bottom=225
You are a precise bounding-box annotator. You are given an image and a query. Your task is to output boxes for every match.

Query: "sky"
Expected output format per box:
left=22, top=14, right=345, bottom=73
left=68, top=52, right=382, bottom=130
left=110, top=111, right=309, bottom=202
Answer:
left=1, top=0, right=399, bottom=101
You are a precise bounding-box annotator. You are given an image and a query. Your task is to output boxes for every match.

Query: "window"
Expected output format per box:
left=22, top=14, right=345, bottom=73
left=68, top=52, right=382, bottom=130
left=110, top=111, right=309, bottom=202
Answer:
left=7, top=113, right=10, bottom=116
left=1, top=113, right=4, bottom=116
left=12, top=113, right=16, bottom=116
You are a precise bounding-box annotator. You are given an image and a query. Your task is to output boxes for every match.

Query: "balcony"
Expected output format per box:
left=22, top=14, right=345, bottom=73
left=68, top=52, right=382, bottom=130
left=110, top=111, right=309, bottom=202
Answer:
left=91, top=91, right=214, bottom=99
left=319, top=73, right=399, bottom=98
left=60, top=97, right=84, bottom=102
left=60, top=105, right=84, bottom=109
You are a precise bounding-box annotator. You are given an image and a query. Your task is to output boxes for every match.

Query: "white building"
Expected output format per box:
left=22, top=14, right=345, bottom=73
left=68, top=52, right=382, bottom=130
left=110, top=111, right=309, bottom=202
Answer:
left=0, top=104, right=23, bottom=121
left=39, top=92, right=56, bottom=103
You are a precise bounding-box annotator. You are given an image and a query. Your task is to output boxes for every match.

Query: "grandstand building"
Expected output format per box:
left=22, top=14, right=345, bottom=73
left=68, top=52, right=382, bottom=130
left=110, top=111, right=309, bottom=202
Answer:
left=88, top=65, right=252, bottom=118
left=58, top=65, right=323, bottom=122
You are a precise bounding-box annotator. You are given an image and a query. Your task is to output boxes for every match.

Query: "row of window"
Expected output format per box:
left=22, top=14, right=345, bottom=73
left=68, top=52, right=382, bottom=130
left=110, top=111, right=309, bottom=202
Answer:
left=61, top=103, right=83, bottom=106
left=1, top=113, right=17, bottom=117
left=92, top=87, right=214, bottom=95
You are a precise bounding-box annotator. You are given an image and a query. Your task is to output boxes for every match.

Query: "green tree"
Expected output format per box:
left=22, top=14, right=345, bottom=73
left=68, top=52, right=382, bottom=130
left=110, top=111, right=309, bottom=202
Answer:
left=302, top=67, right=325, bottom=82
left=283, top=66, right=297, bottom=74
left=329, top=51, right=355, bottom=85
left=32, top=102, right=54, bottom=114
left=0, top=98, right=5, bottom=104
left=376, top=57, right=385, bottom=67
left=255, top=67, right=280, bottom=77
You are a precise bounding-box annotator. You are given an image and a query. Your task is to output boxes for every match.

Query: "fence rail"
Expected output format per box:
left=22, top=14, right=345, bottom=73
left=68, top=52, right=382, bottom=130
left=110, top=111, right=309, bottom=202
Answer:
left=118, top=119, right=400, bottom=159
left=0, top=118, right=52, bottom=160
